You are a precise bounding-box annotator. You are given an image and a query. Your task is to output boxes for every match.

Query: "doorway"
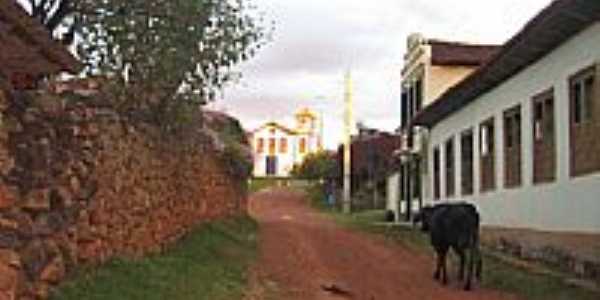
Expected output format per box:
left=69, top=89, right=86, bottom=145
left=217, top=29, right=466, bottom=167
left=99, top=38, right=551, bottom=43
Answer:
left=266, top=156, right=278, bottom=176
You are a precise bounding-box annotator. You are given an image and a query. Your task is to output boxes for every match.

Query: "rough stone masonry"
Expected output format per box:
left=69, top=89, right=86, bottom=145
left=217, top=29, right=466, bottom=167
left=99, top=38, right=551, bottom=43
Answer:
left=0, top=83, right=248, bottom=300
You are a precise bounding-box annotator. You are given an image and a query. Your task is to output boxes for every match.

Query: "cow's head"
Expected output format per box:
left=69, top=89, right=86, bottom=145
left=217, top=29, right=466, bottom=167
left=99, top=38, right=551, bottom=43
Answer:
left=413, top=206, right=435, bottom=232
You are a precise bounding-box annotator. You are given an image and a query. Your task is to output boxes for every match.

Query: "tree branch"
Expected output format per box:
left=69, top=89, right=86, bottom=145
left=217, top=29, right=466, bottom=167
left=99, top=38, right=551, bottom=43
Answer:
left=45, top=0, right=72, bottom=31
left=37, top=0, right=52, bottom=24
left=29, top=0, right=43, bottom=19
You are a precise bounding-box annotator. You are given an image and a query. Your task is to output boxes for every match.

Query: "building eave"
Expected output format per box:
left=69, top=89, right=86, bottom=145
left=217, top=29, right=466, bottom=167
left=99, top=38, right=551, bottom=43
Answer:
left=413, top=0, right=600, bottom=128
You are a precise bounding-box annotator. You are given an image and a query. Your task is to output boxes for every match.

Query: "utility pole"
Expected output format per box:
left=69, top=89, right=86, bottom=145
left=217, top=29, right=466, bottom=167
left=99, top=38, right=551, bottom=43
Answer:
left=342, top=71, right=353, bottom=214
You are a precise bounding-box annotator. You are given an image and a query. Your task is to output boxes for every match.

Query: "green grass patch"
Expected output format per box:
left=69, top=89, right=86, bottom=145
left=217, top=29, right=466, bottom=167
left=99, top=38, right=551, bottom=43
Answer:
left=248, top=178, right=286, bottom=193
left=321, top=209, right=599, bottom=300
left=326, top=209, right=387, bottom=230
left=51, top=216, right=258, bottom=300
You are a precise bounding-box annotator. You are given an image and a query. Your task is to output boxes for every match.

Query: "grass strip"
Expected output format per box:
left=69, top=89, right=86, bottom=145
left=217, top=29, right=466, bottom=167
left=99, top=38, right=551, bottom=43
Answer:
left=51, top=216, right=258, bottom=300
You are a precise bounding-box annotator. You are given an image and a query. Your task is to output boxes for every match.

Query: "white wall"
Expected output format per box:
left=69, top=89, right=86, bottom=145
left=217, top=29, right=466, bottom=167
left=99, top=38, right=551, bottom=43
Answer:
left=426, top=23, right=600, bottom=233
left=386, top=173, right=400, bottom=219
left=252, top=127, right=298, bottom=178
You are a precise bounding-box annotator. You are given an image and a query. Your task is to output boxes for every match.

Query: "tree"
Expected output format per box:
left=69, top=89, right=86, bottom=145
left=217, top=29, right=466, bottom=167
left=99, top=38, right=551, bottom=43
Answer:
left=24, top=0, right=77, bottom=45
left=76, top=0, right=269, bottom=129
left=291, top=152, right=338, bottom=180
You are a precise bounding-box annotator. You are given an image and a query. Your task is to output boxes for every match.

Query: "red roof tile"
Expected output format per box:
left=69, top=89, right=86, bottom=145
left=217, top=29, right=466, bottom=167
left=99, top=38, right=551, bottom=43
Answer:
left=0, top=1, right=81, bottom=85
left=429, top=41, right=500, bottom=66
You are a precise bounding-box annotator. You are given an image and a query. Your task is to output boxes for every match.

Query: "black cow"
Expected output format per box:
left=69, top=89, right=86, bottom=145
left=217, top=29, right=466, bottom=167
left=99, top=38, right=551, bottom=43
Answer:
left=414, top=203, right=482, bottom=290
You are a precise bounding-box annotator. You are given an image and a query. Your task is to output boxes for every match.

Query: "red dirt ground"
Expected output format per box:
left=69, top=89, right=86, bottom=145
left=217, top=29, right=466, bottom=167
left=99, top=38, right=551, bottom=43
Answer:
left=246, top=188, right=522, bottom=300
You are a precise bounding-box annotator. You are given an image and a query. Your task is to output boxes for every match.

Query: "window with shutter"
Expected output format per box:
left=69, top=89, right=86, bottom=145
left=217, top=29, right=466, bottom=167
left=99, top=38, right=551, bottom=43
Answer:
left=532, top=89, right=556, bottom=184
left=569, top=65, right=600, bottom=177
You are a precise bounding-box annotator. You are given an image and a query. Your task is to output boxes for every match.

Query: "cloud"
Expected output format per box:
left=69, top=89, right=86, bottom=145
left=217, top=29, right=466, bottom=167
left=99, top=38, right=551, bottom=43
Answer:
left=219, top=0, right=553, bottom=149
left=241, top=0, right=406, bottom=78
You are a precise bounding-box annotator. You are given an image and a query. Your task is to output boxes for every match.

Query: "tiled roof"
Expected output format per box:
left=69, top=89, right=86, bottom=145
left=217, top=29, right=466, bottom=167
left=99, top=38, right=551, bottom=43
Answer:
left=429, top=41, right=500, bottom=66
left=0, top=1, right=81, bottom=83
left=250, top=122, right=299, bottom=135
left=414, top=0, right=600, bottom=128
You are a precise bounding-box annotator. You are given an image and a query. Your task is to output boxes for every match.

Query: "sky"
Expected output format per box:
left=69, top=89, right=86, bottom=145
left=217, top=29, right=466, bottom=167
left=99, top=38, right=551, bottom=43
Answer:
left=212, top=0, right=553, bottom=149
left=17, top=0, right=552, bottom=150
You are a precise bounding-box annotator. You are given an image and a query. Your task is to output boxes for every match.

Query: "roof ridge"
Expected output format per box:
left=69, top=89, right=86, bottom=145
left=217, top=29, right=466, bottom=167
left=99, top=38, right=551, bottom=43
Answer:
left=251, top=121, right=299, bottom=135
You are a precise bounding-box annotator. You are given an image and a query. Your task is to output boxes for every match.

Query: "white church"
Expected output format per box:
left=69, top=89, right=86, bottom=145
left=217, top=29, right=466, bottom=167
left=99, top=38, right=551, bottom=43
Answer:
left=250, top=108, right=323, bottom=178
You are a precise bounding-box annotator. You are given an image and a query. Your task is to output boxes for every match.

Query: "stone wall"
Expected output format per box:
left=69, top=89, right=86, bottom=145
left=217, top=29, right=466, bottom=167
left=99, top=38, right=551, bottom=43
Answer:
left=483, top=228, right=600, bottom=285
left=0, top=87, right=247, bottom=299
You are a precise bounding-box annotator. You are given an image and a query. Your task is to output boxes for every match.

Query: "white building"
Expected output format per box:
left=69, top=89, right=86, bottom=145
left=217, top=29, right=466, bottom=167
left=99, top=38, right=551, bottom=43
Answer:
left=250, top=108, right=323, bottom=178
left=387, top=33, right=499, bottom=221
left=413, top=0, right=600, bottom=233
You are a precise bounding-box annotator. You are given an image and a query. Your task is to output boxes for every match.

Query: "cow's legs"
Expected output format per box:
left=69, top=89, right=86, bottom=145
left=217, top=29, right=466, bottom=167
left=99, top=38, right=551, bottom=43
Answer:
left=434, top=248, right=449, bottom=285
left=434, top=248, right=448, bottom=282
left=476, top=249, right=483, bottom=281
left=464, top=243, right=479, bottom=290
left=434, top=251, right=442, bottom=281
left=455, top=247, right=466, bottom=281
left=441, top=251, right=448, bottom=285
left=475, top=229, right=482, bottom=281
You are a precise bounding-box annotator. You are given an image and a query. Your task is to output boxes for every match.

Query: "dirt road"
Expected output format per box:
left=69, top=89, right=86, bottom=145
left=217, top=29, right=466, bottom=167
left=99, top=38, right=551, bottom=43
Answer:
left=247, top=188, right=521, bottom=300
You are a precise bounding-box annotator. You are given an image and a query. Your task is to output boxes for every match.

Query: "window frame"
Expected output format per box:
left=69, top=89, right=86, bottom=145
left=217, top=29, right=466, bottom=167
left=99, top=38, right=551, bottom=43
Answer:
left=532, top=89, right=555, bottom=144
left=505, top=114, right=514, bottom=149
left=503, top=104, right=522, bottom=188
left=569, top=65, right=596, bottom=126
left=479, top=117, right=496, bottom=192
left=445, top=137, right=455, bottom=197
left=268, top=138, right=277, bottom=155
left=299, top=137, right=307, bottom=154
left=504, top=105, right=522, bottom=150
left=257, top=138, right=265, bottom=154
left=433, top=146, right=441, bottom=200
left=415, top=79, right=423, bottom=113
left=531, top=88, right=557, bottom=185
left=401, top=88, right=409, bottom=128
left=533, top=100, right=544, bottom=141
left=568, top=64, right=600, bottom=178
left=460, top=129, right=475, bottom=196
left=279, top=137, right=288, bottom=154
left=480, top=118, right=495, bottom=158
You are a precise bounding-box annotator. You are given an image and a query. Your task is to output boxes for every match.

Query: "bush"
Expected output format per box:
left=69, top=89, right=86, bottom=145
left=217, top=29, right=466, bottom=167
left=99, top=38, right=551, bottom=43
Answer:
left=291, top=152, right=337, bottom=180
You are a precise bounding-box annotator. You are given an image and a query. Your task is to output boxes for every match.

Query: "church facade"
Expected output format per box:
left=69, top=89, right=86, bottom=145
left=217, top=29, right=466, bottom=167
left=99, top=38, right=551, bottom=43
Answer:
left=250, top=108, right=323, bottom=178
